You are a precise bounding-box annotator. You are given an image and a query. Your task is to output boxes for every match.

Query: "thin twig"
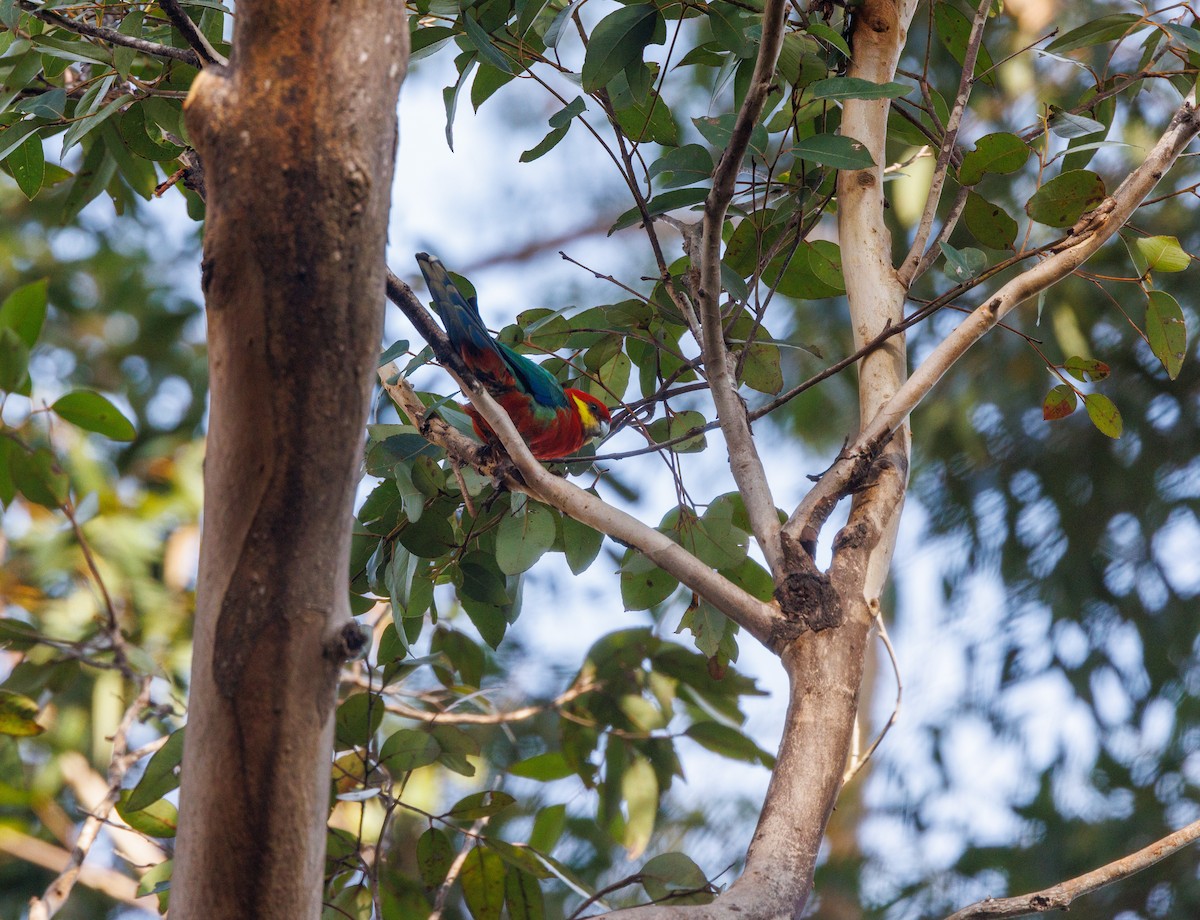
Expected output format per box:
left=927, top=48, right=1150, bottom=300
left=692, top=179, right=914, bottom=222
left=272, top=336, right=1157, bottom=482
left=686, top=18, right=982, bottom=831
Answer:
left=944, top=817, right=1200, bottom=919
left=158, top=0, right=228, bottom=67
left=28, top=677, right=153, bottom=920
left=346, top=675, right=597, bottom=725
left=908, top=184, right=971, bottom=283
left=899, top=0, right=991, bottom=286
left=428, top=817, right=491, bottom=920
left=843, top=600, right=902, bottom=785
left=697, top=0, right=788, bottom=579
left=17, top=1, right=201, bottom=67
left=0, top=829, right=152, bottom=908
left=567, top=873, right=643, bottom=919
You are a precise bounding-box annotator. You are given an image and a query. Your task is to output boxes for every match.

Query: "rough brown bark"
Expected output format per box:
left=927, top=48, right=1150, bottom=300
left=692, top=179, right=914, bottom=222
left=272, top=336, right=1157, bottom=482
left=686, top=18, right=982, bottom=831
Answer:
left=171, top=2, right=408, bottom=916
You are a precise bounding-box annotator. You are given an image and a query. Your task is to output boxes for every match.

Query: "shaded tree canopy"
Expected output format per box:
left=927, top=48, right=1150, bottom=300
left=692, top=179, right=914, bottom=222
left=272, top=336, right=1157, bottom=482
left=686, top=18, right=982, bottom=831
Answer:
left=1, top=0, right=1199, bottom=918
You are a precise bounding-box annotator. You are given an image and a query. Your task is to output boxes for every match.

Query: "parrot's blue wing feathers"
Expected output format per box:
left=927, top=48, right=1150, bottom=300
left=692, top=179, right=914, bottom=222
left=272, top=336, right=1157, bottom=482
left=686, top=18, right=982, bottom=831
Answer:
left=416, top=252, right=500, bottom=359
left=497, top=343, right=568, bottom=410
left=417, top=252, right=568, bottom=411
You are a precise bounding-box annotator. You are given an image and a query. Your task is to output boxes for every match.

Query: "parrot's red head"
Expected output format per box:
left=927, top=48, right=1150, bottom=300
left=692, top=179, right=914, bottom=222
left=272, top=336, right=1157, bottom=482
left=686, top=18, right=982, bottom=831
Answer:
left=566, top=389, right=612, bottom=442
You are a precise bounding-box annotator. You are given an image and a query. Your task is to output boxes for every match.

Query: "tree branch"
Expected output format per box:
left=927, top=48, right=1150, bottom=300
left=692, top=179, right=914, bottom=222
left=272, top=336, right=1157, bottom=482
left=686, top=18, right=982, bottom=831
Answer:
left=944, top=817, right=1200, bottom=919
left=695, top=0, right=788, bottom=580
left=378, top=361, right=784, bottom=649
left=0, top=828, right=154, bottom=910
left=898, top=0, right=991, bottom=287
left=786, top=91, right=1200, bottom=547
left=159, top=0, right=229, bottom=67
left=27, top=678, right=153, bottom=920
left=17, top=1, right=202, bottom=67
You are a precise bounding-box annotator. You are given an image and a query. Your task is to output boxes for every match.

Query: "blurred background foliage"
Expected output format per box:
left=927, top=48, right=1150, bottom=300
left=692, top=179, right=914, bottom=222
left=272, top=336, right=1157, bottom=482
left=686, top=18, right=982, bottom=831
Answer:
left=1, top=0, right=1199, bottom=917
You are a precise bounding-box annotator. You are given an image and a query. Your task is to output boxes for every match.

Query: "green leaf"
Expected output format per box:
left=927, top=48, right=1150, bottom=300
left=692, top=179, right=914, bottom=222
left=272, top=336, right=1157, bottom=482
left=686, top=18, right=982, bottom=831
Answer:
left=447, top=790, right=516, bottom=821
left=6, top=133, right=43, bottom=199
left=693, top=114, right=769, bottom=160
left=418, top=827, right=455, bottom=888
left=685, top=721, right=772, bottom=765
left=808, top=77, right=909, bottom=101
left=462, top=11, right=512, bottom=74
left=460, top=552, right=511, bottom=606
left=562, top=511, right=604, bottom=574
left=10, top=446, right=67, bottom=509
left=0, top=689, right=44, bottom=736
left=705, top=1, right=756, bottom=58
left=378, top=338, right=410, bottom=366
left=676, top=599, right=730, bottom=658
left=508, top=751, right=573, bottom=781
left=806, top=20, right=851, bottom=57
left=934, top=2, right=996, bottom=87
left=460, top=847, right=507, bottom=920
left=520, top=97, right=585, bottom=161
left=504, top=869, right=545, bottom=920
left=13, top=88, right=66, bottom=119
left=443, top=53, right=478, bottom=151
left=334, top=693, right=383, bottom=748
left=0, top=439, right=15, bottom=507
left=462, top=597, right=507, bottom=649
left=116, top=790, right=178, bottom=837
left=791, top=133, right=874, bottom=170
left=0, top=120, right=42, bottom=170
left=412, top=25, right=456, bottom=60
left=0, top=327, right=29, bottom=392
left=963, top=191, right=1018, bottom=250
left=542, top=0, right=584, bottom=49
left=0, top=278, right=47, bottom=348
left=939, top=242, right=987, bottom=282
left=641, top=852, right=713, bottom=905
left=1042, top=383, right=1077, bottom=421
left=496, top=500, right=556, bottom=575
left=648, top=143, right=713, bottom=190
left=379, top=729, right=441, bottom=773
left=61, top=74, right=116, bottom=154
left=1046, top=14, right=1143, bottom=53
left=1084, top=392, right=1122, bottom=438
left=0, top=52, right=43, bottom=114
left=520, top=123, right=569, bottom=163
left=582, top=5, right=660, bottom=93
left=1047, top=107, right=1106, bottom=139
left=126, top=728, right=185, bottom=811
left=958, top=132, right=1029, bottom=186
left=1146, top=290, right=1187, bottom=379
left=1063, top=356, right=1110, bottom=383
left=622, top=755, right=657, bottom=858
left=1164, top=23, right=1200, bottom=55
left=115, top=104, right=183, bottom=161
left=610, top=187, right=708, bottom=235
left=52, top=390, right=137, bottom=441
left=620, top=556, right=678, bottom=610
left=530, top=804, right=566, bottom=853
left=646, top=409, right=707, bottom=453
left=1134, top=235, right=1190, bottom=274
left=113, top=10, right=144, bottom=78
left=1025, top=169, right=1106, bottom=228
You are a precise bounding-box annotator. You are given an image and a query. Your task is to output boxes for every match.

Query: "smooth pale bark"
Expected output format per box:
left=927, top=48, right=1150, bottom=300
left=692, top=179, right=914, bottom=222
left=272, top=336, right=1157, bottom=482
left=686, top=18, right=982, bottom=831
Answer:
left=172, top=3, right=407, bottom=916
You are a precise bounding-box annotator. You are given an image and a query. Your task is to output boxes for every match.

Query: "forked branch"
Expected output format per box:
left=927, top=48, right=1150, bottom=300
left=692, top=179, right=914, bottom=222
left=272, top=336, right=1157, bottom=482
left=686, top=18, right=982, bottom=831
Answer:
left=381, top=275, right=784, bottom=647
left=696, top=0, right=788, bottom=579
left=787, top=92, right=1200, bottom=547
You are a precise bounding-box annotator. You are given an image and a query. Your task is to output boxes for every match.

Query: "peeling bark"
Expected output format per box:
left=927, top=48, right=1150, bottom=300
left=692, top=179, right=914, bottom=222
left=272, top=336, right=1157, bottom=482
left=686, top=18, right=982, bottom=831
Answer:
left=172, top=2, right=408, bottom=916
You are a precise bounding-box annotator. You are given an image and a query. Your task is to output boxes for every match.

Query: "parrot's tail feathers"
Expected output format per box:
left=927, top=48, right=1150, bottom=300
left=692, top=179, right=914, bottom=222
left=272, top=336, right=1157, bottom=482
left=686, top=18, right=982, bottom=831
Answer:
left=415, top=253, right=494, bottom=356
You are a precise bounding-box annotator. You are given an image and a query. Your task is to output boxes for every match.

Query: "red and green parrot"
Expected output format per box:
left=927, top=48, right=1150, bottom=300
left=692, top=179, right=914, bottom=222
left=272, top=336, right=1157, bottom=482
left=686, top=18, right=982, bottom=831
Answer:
left=416, top=252, right=611, bottom=460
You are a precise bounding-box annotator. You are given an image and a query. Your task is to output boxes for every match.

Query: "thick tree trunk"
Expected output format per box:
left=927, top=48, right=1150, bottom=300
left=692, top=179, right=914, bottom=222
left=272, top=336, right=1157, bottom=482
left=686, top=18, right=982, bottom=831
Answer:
left=172, top=3, right=407, bottom=916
